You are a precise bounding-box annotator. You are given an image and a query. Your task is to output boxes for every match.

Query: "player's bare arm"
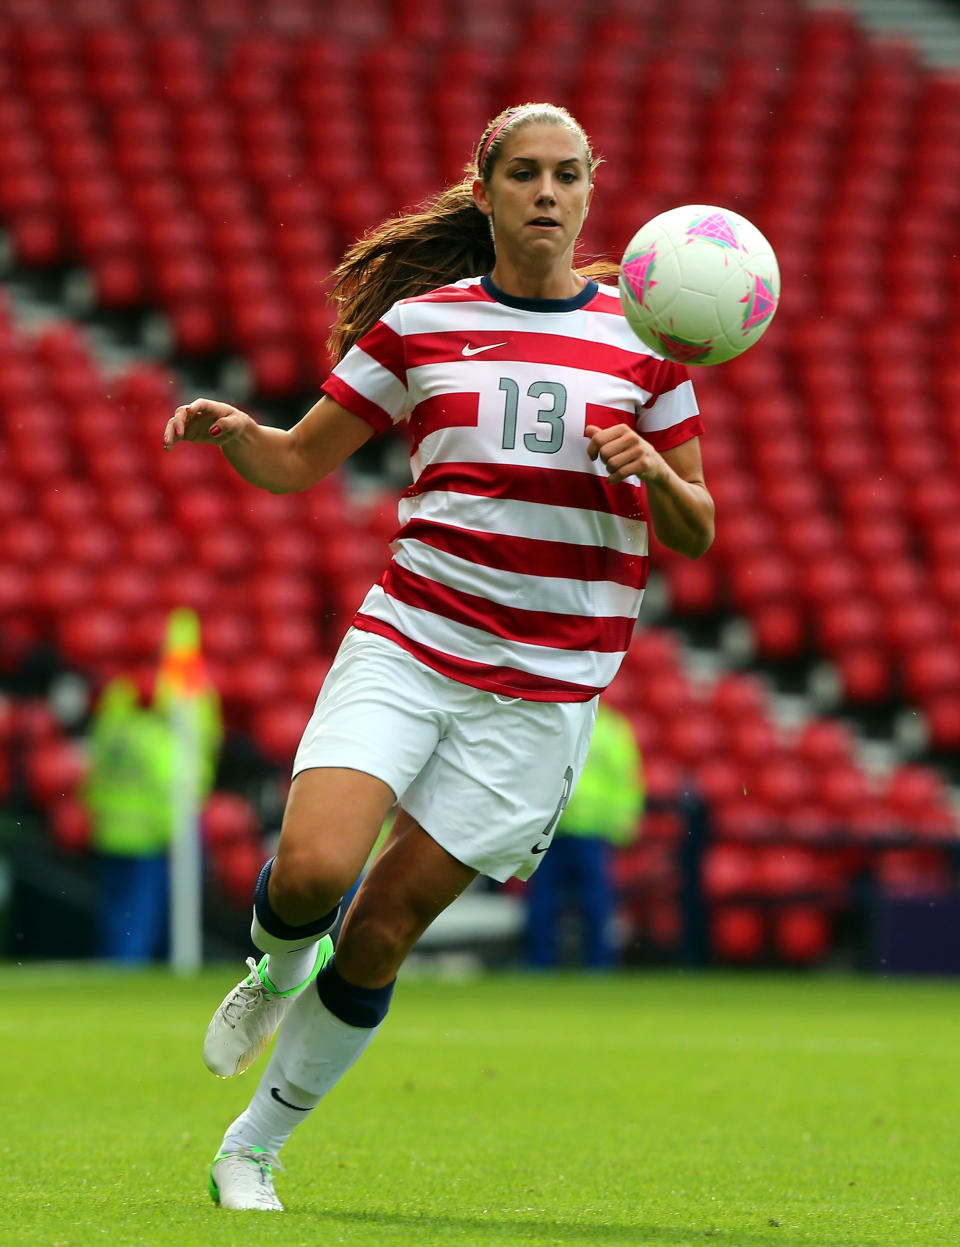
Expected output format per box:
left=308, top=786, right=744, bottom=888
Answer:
left=585, top=424, right=714, bottom=558
left=163, top=395, right=374, bottom=494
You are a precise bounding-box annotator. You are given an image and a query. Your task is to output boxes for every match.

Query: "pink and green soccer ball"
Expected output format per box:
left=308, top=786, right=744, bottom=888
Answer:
left=618, top=205, right=781, bottom=366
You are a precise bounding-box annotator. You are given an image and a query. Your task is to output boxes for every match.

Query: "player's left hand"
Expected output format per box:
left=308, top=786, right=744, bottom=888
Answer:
left=585, top=424, right=667, bottom=486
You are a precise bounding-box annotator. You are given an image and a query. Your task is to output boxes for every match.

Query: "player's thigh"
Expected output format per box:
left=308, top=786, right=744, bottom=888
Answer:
left=277, top=629, right=450, bottom=894
left=275, top=766, right=397, bottom=898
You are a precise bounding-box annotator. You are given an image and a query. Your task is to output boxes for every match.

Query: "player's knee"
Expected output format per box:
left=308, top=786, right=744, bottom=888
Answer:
left=269, top=848, right=350, bottom=920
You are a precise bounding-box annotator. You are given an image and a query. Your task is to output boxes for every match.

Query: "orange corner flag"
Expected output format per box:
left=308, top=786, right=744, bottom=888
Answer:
left=157, top=607, right=206, bottom=700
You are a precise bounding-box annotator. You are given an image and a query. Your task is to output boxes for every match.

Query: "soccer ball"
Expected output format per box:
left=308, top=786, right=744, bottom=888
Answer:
left=618, top=204, right=780, bottom=366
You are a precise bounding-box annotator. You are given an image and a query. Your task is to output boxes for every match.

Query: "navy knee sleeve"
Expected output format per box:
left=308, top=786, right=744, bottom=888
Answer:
left=253, top=857, right=340, bottom=942
left=316, top=961, right=395, bottom=1028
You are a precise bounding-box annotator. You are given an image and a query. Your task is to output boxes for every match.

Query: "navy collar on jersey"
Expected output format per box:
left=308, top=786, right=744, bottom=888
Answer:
left=481, top=273, right=598, bottom=313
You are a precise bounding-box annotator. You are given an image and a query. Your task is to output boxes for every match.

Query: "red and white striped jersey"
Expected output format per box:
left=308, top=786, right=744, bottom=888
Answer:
left=322, top=274, right=704, bottom=702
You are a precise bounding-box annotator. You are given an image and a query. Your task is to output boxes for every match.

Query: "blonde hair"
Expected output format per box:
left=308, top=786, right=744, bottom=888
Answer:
left=327, top=103, right=617, bottom=360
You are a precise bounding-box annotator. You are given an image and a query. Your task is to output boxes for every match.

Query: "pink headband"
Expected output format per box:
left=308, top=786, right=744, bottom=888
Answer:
left=477, top=109, right=535, bottom=174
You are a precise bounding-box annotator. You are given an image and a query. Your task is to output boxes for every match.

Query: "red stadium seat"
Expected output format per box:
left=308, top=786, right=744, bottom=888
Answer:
left=753, top=756, right=814, bottom=815
left=815, top=597, right=883, bottom=657
left=712, top=795, right=777, bottom=843
left=663, top=711, right=725, bottom=769
left=32, top=563, right=94, bottom=620
left=711, top=905, right=766, bottom=963
left=246, top=342, right=306, bottom=398
left=929, top=561, right=960, bottom=611
left=727, top=715, right=780, bottom=767
left=818, top=762, right=874, bottom=822
left=126, top=611, right=169, bottom=665
left=218, top=654, right=288, bottom=724
left=862, top=559, right=927, bottom=607
left=101, top=483, right=166, bottom=530
left=202, top=790, right=260, bottom=850
left=638, top=670, right=697, bottom=723
left=772, top=906, right=832, bottom=965
left=902, top=644, right=960, bottom=705
left=38, top=483, right=99, bottom=538
left=0, top=476, right=28, bottom=524
left=57, top=608, right=131, bottom=668
left=124, top=527, right=187, bottom=571
left=708, top=671, right=769, bottom=723
left=215, top=840, right=267, bottom=906
left=156, top=567, right=220, bottom=615
left=728, top=551, right=798, bottom=614
left=253, top=528, right=318, bottom=574
left=0, top=566, right=31, bottom=630
left=749, top=602, right=808, bottom=661
left=192, top=529, right=256, bottom=577
left=876, top=848, right=951, bottom=898
left=251, top=702, right=312, bottom=766
left=94, top=565, right=159, bottom=616
left=846, top=799, right=900, bottom=842
left=694, top=756, right=748, bottom=807
left=923, top=694, right=960, bottom=752
left=702, top=843, right=757, bottom=900
left=48, top=795, right=92, bottom=853
left=781, top=802, right=836, bottom=843
left=640, top=752, right=685, bottom=804
left=753, top=844, right=838, bottom=898
left=256, top=614, right=320, bottom=664
left=799, top=555, right=865, bottom=608
left=201, top=611, right=256, bottom=665
left=710, top=510, right=777, bottom=560
left=26, top=737, right=88, bottom=810
left=884, top=765, right=950, bottom=822
left=834, top=646, right=893, bottom=706
left=285, top=655, right=333, bottom=707
left=248, top=571, right=319, bottom=618
left=8, top=438, right=71, bottom=484
left=796, top=718, right=857, bottom=769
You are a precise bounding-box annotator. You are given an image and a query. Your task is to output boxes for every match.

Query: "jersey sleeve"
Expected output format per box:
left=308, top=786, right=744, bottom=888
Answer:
left=636, top=358, right=704, bottom=452
left=321, top=303, right=409, bottom=433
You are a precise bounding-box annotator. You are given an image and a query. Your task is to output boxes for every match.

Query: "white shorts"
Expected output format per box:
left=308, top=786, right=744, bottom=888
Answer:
left=292, top=628, right=598, bottom=881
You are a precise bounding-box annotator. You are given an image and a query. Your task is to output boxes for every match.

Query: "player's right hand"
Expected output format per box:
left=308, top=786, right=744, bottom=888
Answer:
left=163, top=399, right=249, bottom=451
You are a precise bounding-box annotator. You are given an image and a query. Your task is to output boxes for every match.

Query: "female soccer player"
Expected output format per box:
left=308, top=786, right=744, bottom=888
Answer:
left=163, top=102, right=714, bottom=1211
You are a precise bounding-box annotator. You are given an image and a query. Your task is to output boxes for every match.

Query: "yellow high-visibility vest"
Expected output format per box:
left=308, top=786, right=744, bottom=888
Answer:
left=557, top=702, right=644, bottom=846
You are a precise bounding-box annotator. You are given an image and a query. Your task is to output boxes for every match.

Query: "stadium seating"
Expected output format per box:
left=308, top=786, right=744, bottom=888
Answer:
left=0, top=0, right=958, bottom=965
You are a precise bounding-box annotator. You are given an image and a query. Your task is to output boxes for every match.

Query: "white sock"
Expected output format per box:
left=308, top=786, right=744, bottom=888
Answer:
left=263, top=943, right=320, bottom=993
left=220, top=979, right=381, bottom=1156
left=221, top=1059, right=321, bottom=1156
left=250, top=906, right=338, bottom=993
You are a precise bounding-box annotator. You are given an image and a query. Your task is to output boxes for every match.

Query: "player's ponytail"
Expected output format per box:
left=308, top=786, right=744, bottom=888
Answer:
left=327, top=180, right=494, bottom=361
left=327, top=102, right=618, bottom=361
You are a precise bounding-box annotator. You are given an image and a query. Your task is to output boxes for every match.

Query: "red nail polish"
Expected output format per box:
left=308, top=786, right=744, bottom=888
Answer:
left=210, top=426, right=221, bottom=436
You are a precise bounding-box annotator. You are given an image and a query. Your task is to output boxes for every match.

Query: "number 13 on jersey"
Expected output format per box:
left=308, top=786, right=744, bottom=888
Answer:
left=498, top=377, right=568, bottom=455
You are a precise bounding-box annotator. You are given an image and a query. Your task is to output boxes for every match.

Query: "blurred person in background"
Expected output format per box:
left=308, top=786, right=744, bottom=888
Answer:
left=163, top=100, right=713, bottom=1212
left=82, top=661, right=221, bottom=963
left=82, top=676, right=176, bottom=963
left=526, top=700, right=644, bottom=969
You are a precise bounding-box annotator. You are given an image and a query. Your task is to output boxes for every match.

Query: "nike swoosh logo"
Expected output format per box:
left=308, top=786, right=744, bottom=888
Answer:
left=530, top=843, right=551, bottom=855
left=462, top=342, right=507, bottom=356
left=271, top=1087, right=312, bottom=1112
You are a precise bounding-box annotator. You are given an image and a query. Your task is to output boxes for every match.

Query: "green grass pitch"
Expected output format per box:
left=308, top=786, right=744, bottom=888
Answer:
left=3, top=966, right=959, bottom=1247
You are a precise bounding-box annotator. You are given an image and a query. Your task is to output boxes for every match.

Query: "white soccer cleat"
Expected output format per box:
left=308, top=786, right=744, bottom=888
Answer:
left=203, top=937, right=333, bottom=1078
left=209, top=1146, right=283, bottom=1211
